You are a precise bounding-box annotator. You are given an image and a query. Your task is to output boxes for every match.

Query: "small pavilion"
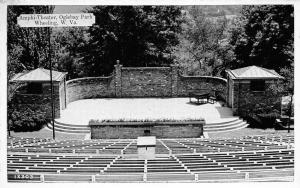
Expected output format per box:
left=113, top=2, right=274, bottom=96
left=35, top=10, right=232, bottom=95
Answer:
left=10, top=68, right=67, bottom=118
left=226, top=66, right=284, bottom=116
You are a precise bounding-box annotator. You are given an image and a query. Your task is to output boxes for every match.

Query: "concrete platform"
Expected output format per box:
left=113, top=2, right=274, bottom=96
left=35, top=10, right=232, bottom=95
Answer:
left=56, top=98, right=238, bottom=125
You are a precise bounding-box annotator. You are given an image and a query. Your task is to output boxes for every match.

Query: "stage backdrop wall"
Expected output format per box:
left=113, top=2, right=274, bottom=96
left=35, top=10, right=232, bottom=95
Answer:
left=66, top=64, right=227, bottom=104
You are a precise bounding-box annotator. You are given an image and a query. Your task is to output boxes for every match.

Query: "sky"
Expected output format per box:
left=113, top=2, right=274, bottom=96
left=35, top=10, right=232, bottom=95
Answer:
left=54, top=5, right=91, bottom=13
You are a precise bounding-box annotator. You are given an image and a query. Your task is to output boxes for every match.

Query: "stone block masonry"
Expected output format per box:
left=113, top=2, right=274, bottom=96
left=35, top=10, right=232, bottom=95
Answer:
left=232, top=81, right=282, bottom=117
left=66, top=63, right=227, bottom=103
left=14, top=82, right=61, bottom=118
left=114, top=63, right=122, bottom=97
left=121, top=67, right=172, bottom=97
left=177, top=75, right=227, bottom=100
left=66, top=76, right=115, bottom=104
left=90, top=121, right=204, bottom=139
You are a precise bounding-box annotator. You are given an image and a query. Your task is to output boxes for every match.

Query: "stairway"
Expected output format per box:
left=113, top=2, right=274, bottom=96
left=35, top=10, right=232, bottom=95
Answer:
left=48, top=118, right=248, bottom=134
left=204, top=118, right=248, bottom=133
left=47, top=121, right=90, bottom=134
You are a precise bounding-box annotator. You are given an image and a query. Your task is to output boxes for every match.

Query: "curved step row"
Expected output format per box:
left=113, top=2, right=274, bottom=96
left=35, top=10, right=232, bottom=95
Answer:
left=46, top=123, right=89, bottom=134
left=48, top=118, right=248, bottom=134
left=204, top=118, right=248, bottom=132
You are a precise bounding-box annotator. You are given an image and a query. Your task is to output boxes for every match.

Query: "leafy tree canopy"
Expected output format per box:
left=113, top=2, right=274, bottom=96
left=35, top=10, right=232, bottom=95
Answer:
left=230, top=5, right=294, bottom=72
left=79, top=6, right=183, bottom=76
left=7, top=5, right=54, bottom=74
left=173, top=6, right=229, bottom=76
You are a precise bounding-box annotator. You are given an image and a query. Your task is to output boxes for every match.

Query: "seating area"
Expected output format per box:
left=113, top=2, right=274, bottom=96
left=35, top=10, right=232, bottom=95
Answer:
left=8, top=135, right=294, bottom=155
left=242, top=135, right=294, bottom=145
left=7, top=137, right=51, bottom=147
left=7, top=135, right=294, bottom=182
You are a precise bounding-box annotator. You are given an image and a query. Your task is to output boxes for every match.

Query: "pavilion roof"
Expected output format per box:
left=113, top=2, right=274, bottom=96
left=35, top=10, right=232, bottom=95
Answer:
left=10, top=68, right=67, bottom=82
left=226, top=66, right=284, bottom=80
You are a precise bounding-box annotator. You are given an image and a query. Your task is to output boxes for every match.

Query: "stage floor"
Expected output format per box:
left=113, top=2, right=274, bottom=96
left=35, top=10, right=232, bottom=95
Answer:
left=56, top=98, right=237, bottom=125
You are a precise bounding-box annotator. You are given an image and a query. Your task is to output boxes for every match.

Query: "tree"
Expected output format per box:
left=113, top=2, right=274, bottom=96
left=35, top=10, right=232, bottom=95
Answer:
left=230, top=5, right=294, bottom=73
left=7, top=5, right=55, bottom=134
left=79, top=6, right=182, bottom=76
left=7, top=6, right=55, bottom=71
left=51, top=27, right=88, bottom=79
left=173, top=6, right=229, bottom=76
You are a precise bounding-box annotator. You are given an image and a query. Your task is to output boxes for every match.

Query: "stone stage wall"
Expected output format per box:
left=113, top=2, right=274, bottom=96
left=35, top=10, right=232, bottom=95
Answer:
left=66, top=76, right=115, bottom=104
left=90, top=121, right=205, bottom=139
left=66, top=64, right=227, bottom=104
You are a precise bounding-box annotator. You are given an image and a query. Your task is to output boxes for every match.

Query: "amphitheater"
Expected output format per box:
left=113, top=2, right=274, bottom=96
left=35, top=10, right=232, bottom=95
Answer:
left=8, top=65, right=294, bottom=182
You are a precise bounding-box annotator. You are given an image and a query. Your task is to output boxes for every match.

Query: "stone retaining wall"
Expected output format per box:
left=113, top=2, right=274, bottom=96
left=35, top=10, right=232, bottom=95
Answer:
left=177, top=75, right=227, bottom=100
left=66, top=76, right=115, bottom=104
left=66, top=64, right=227, bottom=103
left=90, top=121, right=205, bottom=139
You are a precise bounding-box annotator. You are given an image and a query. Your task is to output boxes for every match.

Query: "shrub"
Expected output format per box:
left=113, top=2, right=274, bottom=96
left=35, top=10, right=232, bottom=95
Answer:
left=257, top=112, right=280, bottom=128
left=8, top=102, right=48, bottom=132
left=246, top=112, right=280, bottom=129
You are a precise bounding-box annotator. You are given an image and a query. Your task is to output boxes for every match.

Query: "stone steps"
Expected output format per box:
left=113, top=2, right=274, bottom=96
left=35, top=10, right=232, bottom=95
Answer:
left=46, top=123, right=89, bottom=134
left=48, top=117, right=248, bottom=134
left=204, top=118, right=248, bottom=133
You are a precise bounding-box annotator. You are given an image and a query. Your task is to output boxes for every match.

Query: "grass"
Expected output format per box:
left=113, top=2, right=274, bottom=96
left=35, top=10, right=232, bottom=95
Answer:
left=90, top=118, right=205, bottom=124
left=9, top=126, right=88, bottom=141
left=208, top=127, right=294, bottom=138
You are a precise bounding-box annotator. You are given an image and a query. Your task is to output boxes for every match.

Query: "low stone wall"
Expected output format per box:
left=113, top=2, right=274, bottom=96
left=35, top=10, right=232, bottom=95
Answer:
left=90, top=121, right=205, bottom=139
left=66, top=76, right=115, bottom=104
left=178, top=75, right=227, bottom=100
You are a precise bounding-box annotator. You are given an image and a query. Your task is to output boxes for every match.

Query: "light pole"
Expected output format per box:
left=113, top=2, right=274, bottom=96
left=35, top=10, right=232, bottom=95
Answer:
left=287, top=94, right=293, bottom=133
left=47, top=26, right=56, bottom=140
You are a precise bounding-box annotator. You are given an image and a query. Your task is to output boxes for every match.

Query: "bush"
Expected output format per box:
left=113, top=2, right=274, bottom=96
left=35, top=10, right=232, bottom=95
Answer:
left=246, top=112, right=280, bottom=129
left=257, top=112, right=280, bottom=128
left=8, top=103, right=48, bottom=132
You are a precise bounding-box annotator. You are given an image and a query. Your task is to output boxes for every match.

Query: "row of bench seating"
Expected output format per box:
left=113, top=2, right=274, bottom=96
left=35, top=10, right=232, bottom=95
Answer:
left=8, top=137, right=293, bottom=155
left=8, top=148, right=294, bottom=175
left=9, top=169, right=294, bottom=182
left=8, top=137, right=51, bottom=147
left=242, top=135, right=294, bottom=144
